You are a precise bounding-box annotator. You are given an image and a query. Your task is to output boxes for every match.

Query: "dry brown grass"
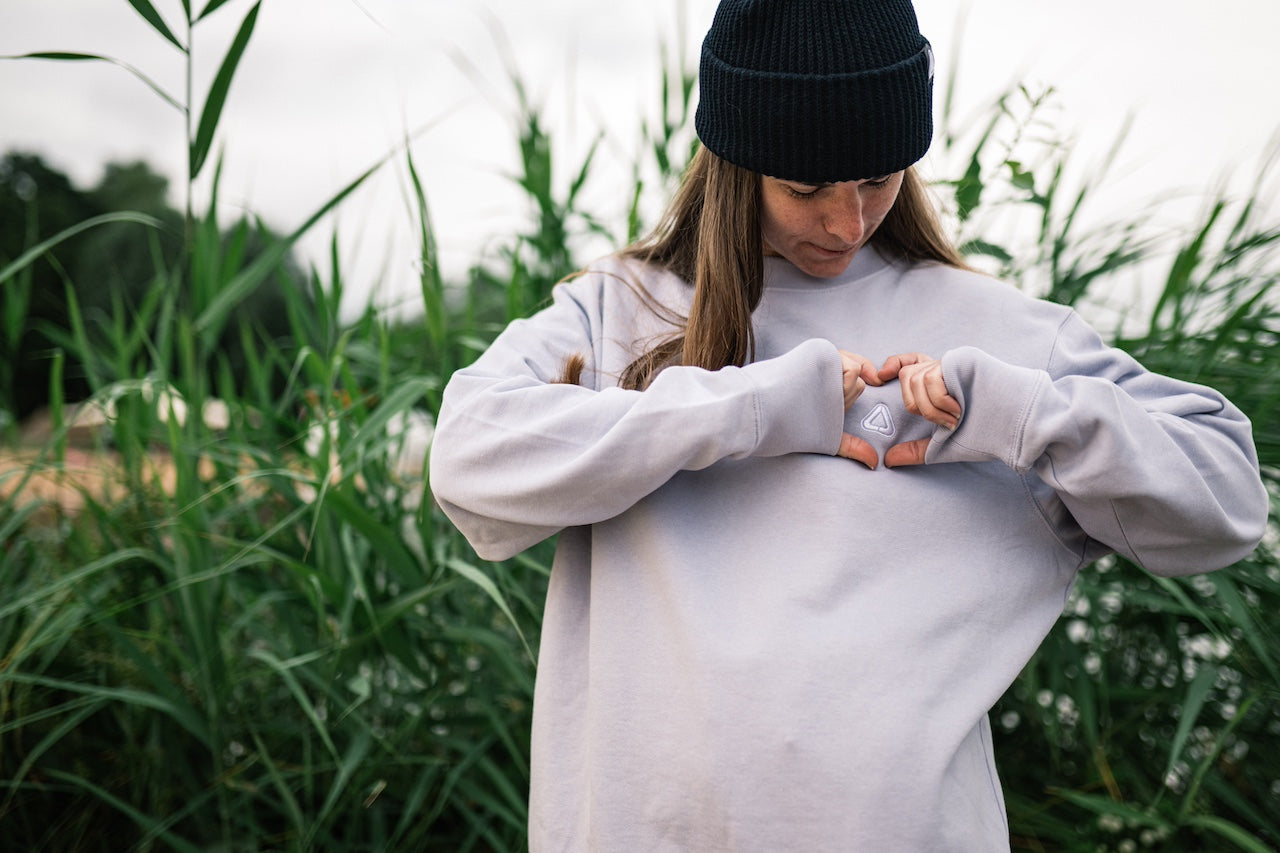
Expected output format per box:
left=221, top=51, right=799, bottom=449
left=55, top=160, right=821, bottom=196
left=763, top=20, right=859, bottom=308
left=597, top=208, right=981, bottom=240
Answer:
left=0, top=446, right=218, bottom=516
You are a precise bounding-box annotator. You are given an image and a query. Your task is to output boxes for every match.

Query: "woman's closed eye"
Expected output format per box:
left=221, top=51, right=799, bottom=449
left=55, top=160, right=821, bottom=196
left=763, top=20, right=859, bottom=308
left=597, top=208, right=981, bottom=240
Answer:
left=781, top=177, right=892, bottom=199
left=782, top=182, right=822, bottom=199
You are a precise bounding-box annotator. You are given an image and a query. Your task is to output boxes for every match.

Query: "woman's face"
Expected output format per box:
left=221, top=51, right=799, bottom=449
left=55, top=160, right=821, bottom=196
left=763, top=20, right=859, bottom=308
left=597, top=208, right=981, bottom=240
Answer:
left=759, top=171, right=904, bottom=278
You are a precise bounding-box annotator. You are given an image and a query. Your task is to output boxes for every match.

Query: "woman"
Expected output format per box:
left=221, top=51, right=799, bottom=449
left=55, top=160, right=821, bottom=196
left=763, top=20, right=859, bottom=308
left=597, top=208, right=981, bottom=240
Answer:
left=429, top=1, right=1268, bottom=849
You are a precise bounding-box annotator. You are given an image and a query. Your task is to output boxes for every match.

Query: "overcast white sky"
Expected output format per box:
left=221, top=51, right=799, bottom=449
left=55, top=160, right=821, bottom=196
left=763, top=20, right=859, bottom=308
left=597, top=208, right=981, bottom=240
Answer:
left=2, top=0, right=1278, bottom=318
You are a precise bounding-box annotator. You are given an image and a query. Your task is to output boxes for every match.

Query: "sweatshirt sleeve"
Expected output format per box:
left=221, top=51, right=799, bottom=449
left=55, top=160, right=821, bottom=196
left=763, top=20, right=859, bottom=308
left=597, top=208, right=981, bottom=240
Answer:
left=428, top=277, right=846, bottom=561
left=927, top=311, right=1268, bottom=577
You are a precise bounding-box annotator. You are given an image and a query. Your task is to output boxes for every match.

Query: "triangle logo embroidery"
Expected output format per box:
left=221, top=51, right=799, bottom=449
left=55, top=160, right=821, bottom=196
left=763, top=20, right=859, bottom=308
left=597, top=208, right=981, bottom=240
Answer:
left=860, top=403, right=896, bottom=437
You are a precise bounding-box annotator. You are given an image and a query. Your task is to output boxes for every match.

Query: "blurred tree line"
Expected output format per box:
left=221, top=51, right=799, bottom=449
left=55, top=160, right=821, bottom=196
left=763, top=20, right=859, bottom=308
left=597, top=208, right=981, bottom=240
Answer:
left=0, top=150, right=303, bottom=432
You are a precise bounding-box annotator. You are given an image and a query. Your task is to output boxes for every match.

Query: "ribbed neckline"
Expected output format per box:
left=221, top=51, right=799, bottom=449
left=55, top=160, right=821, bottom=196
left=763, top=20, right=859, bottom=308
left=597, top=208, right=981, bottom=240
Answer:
left=762, top=244, right=895, bottom=292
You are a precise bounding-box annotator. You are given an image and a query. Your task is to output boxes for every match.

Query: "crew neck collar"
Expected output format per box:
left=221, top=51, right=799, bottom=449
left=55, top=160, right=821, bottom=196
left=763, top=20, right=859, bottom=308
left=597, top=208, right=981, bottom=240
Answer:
left=763, top=244, right=892, bottom=291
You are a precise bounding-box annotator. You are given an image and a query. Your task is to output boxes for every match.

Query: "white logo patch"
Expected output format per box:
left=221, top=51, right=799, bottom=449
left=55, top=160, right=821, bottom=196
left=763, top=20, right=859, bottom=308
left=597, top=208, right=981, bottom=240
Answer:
left=860, top=403, right=896, bottom=437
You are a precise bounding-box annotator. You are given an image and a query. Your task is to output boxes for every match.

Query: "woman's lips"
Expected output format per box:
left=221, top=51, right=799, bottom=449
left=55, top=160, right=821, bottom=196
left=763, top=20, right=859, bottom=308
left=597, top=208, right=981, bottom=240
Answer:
left=809, top=243, right=856, bottom=258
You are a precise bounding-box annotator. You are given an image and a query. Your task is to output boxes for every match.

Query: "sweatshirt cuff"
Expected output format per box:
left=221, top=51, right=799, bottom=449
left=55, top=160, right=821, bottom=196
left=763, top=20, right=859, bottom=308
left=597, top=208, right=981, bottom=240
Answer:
left=928, top=346, right=1048, bottom=470
left=743, top=338, right=844, bottom=457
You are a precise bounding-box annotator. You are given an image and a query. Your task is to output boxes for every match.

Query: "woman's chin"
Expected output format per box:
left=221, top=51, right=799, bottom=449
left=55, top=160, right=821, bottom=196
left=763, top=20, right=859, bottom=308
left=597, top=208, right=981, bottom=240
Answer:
left=789, top=245, right=859, bottom=278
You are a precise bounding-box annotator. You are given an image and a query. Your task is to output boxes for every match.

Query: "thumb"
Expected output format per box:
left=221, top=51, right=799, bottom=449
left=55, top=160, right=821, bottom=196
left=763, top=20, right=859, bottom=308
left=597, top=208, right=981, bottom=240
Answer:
left=884, top=438, right=930, bottom=468
left=838, top=432, right=880, bottom=470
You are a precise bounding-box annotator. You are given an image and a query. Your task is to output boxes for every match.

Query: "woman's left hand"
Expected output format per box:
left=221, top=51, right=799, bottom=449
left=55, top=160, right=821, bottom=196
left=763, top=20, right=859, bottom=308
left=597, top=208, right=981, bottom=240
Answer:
left=877, top=352, right=962, bottom=467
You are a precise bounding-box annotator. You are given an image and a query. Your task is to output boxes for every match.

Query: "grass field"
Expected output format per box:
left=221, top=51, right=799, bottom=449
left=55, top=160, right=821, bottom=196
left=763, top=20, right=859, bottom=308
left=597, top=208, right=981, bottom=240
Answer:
left=2, top=2, right=1278, bottom=850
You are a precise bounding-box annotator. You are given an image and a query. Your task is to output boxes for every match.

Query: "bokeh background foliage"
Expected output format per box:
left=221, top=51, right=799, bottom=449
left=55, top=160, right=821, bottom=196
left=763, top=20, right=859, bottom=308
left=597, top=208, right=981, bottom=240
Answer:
left=1, top=1, right=1278, bottom=851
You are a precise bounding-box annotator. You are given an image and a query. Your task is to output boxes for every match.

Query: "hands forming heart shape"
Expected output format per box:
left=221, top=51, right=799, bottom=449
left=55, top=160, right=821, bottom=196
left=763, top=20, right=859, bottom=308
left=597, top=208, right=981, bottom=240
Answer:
left=837, top=350, right=961, bottom=471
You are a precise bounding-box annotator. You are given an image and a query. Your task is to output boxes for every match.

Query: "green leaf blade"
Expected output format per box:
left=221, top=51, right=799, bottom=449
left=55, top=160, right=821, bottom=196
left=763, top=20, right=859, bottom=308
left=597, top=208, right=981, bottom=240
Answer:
left=197, top=0, right=237, bottom=22
left=190, top=0, right=261, bottom=179
left=125, top=0, right=186, bottom=51
left=0, top=212, right=163, bottom=288
left=4, top=52, right=183, bottom=111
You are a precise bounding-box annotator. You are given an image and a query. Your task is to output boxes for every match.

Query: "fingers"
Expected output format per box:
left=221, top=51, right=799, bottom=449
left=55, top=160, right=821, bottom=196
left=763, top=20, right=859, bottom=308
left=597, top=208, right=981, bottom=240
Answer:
left=833, top=351, right=961, bottom=473
left=846, top=374, right=866, bottom=412
left=837, top=350, right=882, bottom=411
left=901, top=366, right=960, bottom=430
left=884, top=438, right=930, bottom=468
left=837, top=432, right=880, bottom=470
left=882, top=352, right=961, bottom=430
left=876, top=352, right=917, bottom=383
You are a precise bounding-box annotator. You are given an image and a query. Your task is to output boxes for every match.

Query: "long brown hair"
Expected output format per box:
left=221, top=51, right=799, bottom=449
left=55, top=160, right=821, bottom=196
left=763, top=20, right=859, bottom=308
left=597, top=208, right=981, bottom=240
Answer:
left=576, top=147, right=967, bottom=390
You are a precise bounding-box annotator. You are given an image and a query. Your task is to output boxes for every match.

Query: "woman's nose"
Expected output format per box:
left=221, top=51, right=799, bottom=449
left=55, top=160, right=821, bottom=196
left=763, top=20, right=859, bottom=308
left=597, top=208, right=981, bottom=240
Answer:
left=825, top=188, right=864, bottom=246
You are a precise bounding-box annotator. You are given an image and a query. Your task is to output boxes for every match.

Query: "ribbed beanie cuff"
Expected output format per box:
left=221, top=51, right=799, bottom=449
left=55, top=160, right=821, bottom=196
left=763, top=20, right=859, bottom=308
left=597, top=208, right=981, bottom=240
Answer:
left=695, top=0, right=934, bottom=183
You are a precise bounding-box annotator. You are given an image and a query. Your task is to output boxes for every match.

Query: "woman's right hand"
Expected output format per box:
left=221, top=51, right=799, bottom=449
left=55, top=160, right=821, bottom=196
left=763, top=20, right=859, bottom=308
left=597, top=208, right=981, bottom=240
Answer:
left=838, top=350, right=880, bottom=410
left=836, top=350, right=882, bottom=469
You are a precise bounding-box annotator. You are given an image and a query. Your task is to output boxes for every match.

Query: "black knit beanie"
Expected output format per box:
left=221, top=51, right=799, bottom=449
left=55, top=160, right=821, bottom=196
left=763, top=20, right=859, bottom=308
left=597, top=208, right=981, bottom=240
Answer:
left=695, top=0, right=934, bottom=183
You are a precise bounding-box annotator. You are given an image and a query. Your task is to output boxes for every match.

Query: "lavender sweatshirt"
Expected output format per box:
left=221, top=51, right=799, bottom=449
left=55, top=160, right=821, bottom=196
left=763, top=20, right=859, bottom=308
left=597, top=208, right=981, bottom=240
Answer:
left=429, top=247, right=1267, bottom=852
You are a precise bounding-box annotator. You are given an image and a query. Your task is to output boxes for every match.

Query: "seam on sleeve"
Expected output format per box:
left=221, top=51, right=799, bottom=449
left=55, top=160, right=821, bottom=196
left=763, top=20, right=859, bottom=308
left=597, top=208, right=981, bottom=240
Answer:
left=1007, top=311, right=1070, bottom=471
left=1043, top=311, right=1076, bottom=377
left=1108, top=497, right=1143, bottom=567
left=1008, top=372, right=1048, bottom=472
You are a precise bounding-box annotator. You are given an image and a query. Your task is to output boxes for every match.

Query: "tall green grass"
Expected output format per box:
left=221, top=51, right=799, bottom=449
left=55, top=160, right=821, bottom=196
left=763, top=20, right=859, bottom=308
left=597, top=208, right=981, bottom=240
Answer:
left=2, top=3, right=1278, bottom=851
left=3, top=2, right=545, bottom=849
left=931, top=76, right=1280, bottom=853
